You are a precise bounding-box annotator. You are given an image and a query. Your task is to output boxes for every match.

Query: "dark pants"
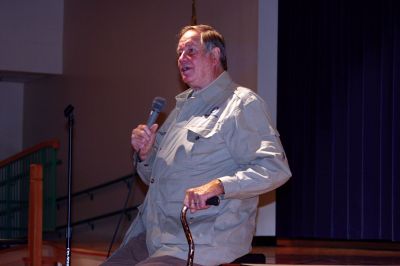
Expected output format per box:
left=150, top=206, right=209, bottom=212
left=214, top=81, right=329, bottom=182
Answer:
left=101, top=233, right=203, bottom=266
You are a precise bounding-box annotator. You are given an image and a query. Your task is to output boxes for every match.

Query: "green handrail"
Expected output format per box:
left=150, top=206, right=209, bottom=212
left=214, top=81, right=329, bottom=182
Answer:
left=0, top=140, right=59, bottom=239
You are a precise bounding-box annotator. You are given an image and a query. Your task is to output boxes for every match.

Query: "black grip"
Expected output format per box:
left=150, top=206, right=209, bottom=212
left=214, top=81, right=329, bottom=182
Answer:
left=205, top=196, right=220, bottom=206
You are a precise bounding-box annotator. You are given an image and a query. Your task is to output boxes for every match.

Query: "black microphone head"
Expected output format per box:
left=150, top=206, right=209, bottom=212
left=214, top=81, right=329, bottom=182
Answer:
left=152, top=97, right=166, bottom=112
left=64, top=104, right=74, bottom=117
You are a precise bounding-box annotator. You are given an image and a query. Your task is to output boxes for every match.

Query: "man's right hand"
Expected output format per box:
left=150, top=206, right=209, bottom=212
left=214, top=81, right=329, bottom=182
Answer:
left=131, top=124, right=159, bottom=161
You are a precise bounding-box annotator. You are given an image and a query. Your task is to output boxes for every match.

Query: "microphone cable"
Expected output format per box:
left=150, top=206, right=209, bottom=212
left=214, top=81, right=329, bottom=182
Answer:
left=106, top=153, right=139, bottom=258
left=107, top=97, right=165, bottom=258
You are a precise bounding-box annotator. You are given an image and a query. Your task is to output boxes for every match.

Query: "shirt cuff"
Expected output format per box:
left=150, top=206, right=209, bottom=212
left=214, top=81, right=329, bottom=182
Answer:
left=218, top=176, right=236, bottom=199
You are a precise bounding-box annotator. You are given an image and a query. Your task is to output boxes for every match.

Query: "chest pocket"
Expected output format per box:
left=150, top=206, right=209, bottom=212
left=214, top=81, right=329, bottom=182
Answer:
left=184, top=115, right=226, bottom=164
left=185, top=115, right=220, bottom=140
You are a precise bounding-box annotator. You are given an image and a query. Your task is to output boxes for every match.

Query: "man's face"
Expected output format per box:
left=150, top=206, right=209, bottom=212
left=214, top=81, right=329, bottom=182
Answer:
left=177, top=30, right=218, bottom=90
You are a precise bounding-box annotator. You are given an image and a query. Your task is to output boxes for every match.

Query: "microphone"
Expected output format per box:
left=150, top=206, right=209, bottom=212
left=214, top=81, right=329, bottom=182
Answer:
left=147, top=97, right=166, bottom=127
left=134, top=97, right=166, bottom=164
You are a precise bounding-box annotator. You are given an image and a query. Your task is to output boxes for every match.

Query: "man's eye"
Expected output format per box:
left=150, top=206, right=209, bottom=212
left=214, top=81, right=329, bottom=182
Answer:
left=177, top=47, right=198, bottom=57
left=187, top=48, right=196, bottom=55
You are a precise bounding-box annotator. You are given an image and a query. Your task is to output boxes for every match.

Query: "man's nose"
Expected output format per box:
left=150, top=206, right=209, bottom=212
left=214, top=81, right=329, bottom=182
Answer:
left=178, top=50, right=192, bottom=62
left=178, top=52, right=186, bottom=62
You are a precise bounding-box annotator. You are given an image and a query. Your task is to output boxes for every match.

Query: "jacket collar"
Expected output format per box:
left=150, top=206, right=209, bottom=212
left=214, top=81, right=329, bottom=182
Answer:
left=176, top=71, right=234, bottom=107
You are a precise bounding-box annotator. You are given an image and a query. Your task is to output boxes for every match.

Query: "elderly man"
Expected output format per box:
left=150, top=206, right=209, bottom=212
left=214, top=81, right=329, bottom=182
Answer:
left=103, top=24, right=291, bottom=266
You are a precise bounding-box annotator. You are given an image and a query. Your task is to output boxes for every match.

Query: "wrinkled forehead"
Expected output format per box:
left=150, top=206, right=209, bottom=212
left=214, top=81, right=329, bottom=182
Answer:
left=177, top=30, right=202, bottom=49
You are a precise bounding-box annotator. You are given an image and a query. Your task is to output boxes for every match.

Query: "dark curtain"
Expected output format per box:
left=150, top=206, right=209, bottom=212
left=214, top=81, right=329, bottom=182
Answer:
left=276, top=0, right=400, bottom=241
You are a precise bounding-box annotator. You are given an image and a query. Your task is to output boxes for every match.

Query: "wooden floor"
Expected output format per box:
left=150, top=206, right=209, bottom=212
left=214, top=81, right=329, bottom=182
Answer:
left=249, top=239, right=400, bottom=265
left=36, top=238, right=400, bottom=265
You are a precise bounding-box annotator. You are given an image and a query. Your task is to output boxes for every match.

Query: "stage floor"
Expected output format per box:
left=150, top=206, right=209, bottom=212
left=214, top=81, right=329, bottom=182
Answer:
left=65, top=238, right=400, bottom=265
left=249, top=239, right=400, bottom=265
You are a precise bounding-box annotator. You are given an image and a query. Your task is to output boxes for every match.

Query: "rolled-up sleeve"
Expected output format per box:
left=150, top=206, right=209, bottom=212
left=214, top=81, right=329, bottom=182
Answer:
left=219, top=93, right=292, bottom=199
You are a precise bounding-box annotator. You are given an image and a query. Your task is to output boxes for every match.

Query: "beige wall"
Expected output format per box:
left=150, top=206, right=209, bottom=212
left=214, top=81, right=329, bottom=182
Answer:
left=23, top=0, right=258, bottom=244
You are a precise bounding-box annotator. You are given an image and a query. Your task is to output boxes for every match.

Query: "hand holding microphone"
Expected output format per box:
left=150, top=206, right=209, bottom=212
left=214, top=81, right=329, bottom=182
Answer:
left=131, top=97, right=166, bottom=161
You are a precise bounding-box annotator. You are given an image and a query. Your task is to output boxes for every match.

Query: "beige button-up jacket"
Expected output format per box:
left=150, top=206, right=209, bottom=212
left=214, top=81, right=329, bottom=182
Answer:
left=123, top=72, right=291, bottom=266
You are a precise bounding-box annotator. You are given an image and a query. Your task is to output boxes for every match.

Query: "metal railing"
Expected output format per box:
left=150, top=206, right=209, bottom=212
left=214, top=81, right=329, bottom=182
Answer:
left=1, top=139, right=139, bottom=244
left=0, top=140, right=59, bottom=239
left=56, top=173, right=139, bottom=231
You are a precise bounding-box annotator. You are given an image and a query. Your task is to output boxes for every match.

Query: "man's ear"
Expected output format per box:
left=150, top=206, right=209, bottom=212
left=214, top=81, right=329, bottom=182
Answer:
left=211, top=47, right=221, bottom=65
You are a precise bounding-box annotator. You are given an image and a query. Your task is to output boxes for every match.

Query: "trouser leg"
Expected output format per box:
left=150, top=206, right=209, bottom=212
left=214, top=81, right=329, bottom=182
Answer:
left=136, top=255, right=203, bottom=266
left=101, top=233, right=148, bottom=265
left=101, top=233, right=204, bottom=266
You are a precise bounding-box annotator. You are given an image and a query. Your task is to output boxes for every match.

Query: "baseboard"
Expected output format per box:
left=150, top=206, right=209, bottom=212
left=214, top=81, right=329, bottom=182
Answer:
left=252, top=236, right=277, bottom=246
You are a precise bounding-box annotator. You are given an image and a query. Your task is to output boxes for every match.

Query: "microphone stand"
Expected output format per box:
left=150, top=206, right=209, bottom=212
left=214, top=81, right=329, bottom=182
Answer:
left=64, top=104, right=74, bottom=266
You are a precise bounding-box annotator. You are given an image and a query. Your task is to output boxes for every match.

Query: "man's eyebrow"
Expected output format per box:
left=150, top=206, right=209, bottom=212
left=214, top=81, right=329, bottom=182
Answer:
left=177, top=42, right=196, bottom=52
left=181, top=41, right=195, bottom=47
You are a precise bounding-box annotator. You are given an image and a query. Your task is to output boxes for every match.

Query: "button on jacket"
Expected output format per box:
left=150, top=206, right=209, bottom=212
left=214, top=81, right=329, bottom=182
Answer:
left=123, top=72, right=291, bottom=266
